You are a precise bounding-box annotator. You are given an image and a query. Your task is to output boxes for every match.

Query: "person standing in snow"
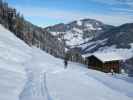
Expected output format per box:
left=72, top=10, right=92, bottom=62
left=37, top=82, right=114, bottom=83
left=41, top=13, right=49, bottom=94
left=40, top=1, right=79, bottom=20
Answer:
left=111, top=69, right=114, bottom=75
left=64, top=59, right=68, bottom=69
left=64, top=52, right=70, bottom=69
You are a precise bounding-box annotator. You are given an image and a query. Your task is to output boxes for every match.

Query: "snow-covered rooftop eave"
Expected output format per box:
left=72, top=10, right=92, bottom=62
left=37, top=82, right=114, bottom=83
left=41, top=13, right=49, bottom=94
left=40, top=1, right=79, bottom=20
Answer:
left=83, top=52, right=125, bottom=63
left=101, top=59, right=123, bottom=63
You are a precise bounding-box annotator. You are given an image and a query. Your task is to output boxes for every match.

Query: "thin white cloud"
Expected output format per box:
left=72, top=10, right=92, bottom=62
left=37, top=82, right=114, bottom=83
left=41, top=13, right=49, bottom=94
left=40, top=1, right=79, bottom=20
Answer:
left=111, top=7, right=133, bottom=14
left=91, top=0, right=125, bottom=5
left=92, top=0, right=133, bottom=5
left=14, top=5, right=133, bottom=26
left=91, top=0, right=133, bottom=10
left=90, top=0, right=133, bottom=20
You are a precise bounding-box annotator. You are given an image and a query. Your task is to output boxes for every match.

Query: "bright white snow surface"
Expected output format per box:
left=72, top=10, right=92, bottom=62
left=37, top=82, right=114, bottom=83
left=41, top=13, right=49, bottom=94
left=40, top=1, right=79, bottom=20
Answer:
left=0, top=24, right=32, bottom=100
left=0, top=24, right=133, bottom=100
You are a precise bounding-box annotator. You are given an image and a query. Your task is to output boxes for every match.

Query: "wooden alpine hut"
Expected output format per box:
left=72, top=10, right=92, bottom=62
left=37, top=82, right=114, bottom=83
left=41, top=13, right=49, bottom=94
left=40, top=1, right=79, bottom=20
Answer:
left=85, top=52, right=123, bottom=73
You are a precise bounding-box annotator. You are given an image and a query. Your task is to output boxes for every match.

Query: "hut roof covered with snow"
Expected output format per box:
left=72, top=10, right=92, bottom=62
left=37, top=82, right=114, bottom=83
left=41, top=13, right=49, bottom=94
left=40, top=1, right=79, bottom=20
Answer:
left=84, top=52, right=124, bottom=63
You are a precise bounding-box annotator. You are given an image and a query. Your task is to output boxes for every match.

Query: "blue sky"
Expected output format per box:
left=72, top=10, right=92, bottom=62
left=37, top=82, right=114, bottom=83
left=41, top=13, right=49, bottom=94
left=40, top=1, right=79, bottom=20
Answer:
left=6, top=0, right=133, bottom=27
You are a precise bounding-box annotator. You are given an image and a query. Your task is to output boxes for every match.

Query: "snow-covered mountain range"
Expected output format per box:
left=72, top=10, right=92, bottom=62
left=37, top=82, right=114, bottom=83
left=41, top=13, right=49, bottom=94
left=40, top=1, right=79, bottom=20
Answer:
left=46, top=19, right=133, bottom=60
left=46, top=19, right=133, bottom=77
left=79, top=23, right=133, bottom=60
left=45, top=19, right=113, bottom=47
left=0, top=24, right=133, bottom=100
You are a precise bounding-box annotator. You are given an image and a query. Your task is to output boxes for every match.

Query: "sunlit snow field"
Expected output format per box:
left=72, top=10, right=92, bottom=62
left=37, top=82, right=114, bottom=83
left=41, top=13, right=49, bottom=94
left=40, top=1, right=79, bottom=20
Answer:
left=0, top=24, right=133, bottom=100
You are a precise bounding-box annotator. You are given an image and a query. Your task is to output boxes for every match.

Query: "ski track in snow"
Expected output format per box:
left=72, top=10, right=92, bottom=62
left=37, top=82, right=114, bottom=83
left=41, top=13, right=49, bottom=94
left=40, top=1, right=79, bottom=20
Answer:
left=19, top=49, right=56, bottom=100
left=42, top=72, right=53, bottom=100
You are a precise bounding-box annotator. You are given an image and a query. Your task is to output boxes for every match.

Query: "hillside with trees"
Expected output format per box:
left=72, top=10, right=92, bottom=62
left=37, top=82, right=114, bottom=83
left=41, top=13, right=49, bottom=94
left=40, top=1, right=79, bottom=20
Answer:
left=0, top=0, right=65, bottom=58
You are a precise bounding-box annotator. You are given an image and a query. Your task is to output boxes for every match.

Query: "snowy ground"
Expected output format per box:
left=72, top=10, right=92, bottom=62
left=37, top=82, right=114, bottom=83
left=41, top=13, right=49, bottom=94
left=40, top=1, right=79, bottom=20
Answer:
left=0, top=24, right=133, bottom=100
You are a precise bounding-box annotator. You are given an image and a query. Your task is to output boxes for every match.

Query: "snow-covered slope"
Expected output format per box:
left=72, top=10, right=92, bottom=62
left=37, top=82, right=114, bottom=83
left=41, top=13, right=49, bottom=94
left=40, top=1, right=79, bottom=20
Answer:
left=19, top=48, right=133, bottom=100
left=45, top=19, right=113, bottom=46
left=0, top=24, right=32, bottom=100
left=0, top=24, right=133, bottom=100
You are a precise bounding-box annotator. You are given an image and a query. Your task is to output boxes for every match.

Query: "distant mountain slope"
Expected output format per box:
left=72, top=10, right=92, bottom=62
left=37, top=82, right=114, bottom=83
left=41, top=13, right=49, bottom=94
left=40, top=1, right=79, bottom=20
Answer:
left=94, top=23, right=133, bottom=47
left=45, top=19, right=114, bottom=47
left=79, top=23, right=133, bottom=61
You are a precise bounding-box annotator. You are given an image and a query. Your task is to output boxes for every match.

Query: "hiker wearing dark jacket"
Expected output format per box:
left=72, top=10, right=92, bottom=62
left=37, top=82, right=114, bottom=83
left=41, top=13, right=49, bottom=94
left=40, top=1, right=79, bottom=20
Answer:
left=64, top=59, right=68, bottom=69
left=64, top=52, right=70, bottom=69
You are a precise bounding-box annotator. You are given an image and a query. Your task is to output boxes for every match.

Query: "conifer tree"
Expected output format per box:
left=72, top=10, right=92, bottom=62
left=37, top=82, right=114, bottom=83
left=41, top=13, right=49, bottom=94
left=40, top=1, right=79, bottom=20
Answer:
left=15, top=13, right=24, bottom=39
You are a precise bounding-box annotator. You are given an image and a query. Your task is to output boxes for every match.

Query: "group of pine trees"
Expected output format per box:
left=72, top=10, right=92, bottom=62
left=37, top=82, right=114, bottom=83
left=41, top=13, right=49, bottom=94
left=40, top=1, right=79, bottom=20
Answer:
left=0, top=0, right=25, bottom=41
